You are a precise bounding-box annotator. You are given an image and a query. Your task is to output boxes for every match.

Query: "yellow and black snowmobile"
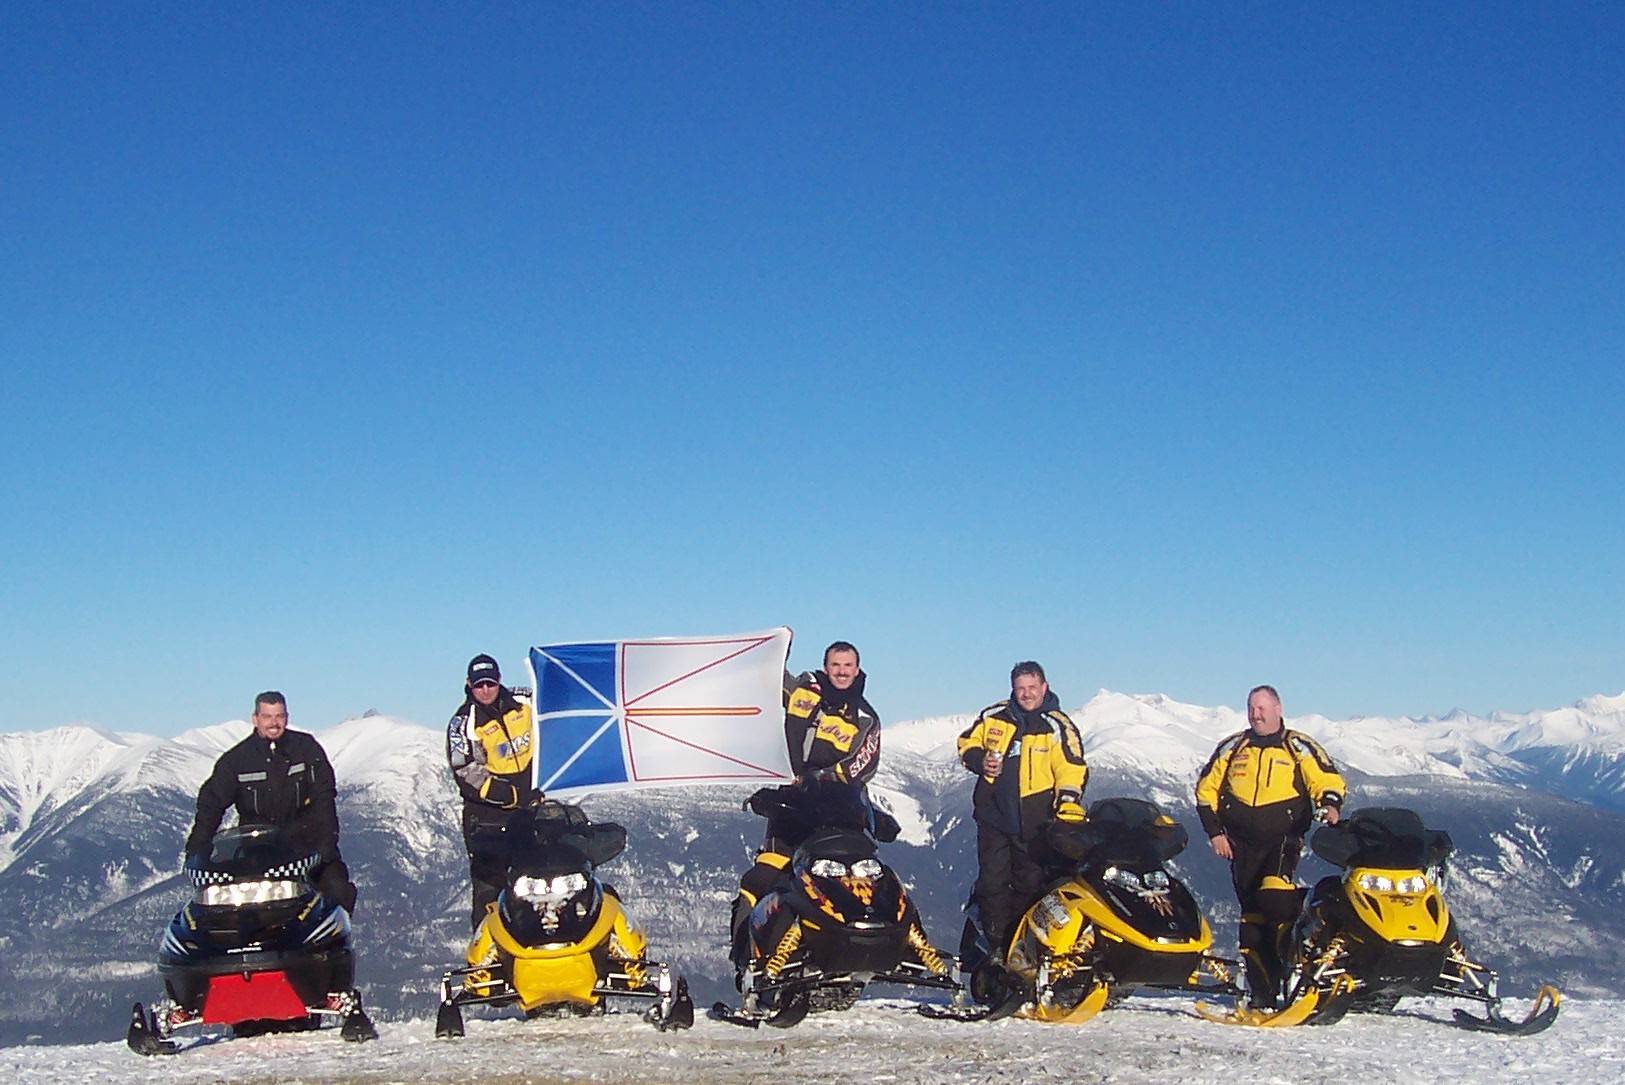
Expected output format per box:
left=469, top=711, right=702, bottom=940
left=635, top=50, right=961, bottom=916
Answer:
left=1197, top=806, right=1561, bottom=1034
left=434, top=802, right=693, bottom=1036
left=714, top=782, right=958, bottom=1027
left=931, top=798, right=1235, bottom=1024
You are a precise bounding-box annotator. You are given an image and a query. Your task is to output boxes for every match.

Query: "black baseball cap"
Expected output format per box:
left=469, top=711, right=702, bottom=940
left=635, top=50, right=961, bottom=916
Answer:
left=467, top=654, right=501, bottom=686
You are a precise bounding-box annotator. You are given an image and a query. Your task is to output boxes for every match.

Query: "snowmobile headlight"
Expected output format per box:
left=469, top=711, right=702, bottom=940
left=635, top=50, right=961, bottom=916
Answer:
left=513, top=872, right=590, bottom=904
left=198, top=879, right=302, bottom=907
left=1142, top=871, right=1170, bottom=891
left=809, top=859, right=848, bottom=879
left=1103, top=866, right=1142, bottom=891
left=1357, top=873, right=1396, bottom=893
left=1394, top=875, right=1428, bottom=894
left=849, top=858, right=884, bottom=880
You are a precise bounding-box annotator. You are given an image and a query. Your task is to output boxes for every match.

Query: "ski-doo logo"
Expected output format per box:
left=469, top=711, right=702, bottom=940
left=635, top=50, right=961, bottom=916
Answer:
left=816, top=716, right=856, bottom=749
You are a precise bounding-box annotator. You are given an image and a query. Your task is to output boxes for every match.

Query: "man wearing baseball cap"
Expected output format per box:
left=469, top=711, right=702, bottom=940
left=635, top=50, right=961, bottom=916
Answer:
left=445, top=654, right=538, bottom=929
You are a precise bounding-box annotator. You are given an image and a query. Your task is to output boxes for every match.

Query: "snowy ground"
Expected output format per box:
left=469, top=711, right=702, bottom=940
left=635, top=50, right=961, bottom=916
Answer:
left=3, top=994, right=1618, bottom=1085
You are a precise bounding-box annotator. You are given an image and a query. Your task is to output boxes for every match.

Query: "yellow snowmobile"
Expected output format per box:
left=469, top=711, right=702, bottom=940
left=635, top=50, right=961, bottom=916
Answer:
left=434, top=802, right=693, bottom=1036
left=931, top=798, right=1235, bottom=1024
left=1197, top=806, right=1561, bottom=1034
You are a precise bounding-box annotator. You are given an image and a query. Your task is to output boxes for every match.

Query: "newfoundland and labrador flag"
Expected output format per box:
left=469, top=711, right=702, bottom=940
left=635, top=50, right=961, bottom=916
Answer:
left=527, top=627, right=794, bottom=798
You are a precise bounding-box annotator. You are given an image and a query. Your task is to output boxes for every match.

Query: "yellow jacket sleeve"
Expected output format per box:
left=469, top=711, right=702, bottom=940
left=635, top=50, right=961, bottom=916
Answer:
left=1194, top=735, right=1241, bottom=837
left=1286, top=732, right=1346, bottom=808
left=1047, top=710, right=1088, bottom=802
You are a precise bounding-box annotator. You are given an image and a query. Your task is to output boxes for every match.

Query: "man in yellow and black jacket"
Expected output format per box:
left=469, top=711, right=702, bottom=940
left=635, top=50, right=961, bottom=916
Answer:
left=957, top=661, right=1088, bottom=966
left=1194, top=683, right=1346, bottom=1009
left=731, top=641, right=882, bottom=973
left=782, top=640, right=881, bottom=790
left=447, top=653, right=537, bottom=931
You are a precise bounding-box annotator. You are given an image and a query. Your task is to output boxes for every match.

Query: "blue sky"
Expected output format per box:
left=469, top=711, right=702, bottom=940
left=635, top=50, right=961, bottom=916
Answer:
left=3, top=3, right=1620, bottom=737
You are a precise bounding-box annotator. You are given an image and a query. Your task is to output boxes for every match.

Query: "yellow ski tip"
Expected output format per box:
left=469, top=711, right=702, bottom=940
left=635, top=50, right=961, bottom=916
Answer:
left=1027, top=982, right=1110, bottom=1024
left=1194, top=987, right=1321, bottom=1028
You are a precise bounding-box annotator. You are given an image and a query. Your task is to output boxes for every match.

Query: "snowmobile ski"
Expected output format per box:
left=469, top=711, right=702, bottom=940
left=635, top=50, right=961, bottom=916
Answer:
left=708, top=1000, right=758, bottom=1028
left=916, top=993, right=1023, bottom=1023
left=708, top=987, right=810, bottom=1029
left=1450, top=986, right=1562, bottom=1035
left=1035, top=981, right=1110, bottom=1025
left=648, top=978, right=695, bottom=1031
left=435, top=1000, right=465, bottom=1039
left=1194, top=986, right=1324, bottom=1029
left=340, top=1008, right=379, bottom=1042
left=126, top=1003, right=179, bottom=1056
left=916, top=964, right=1025, bottom=1023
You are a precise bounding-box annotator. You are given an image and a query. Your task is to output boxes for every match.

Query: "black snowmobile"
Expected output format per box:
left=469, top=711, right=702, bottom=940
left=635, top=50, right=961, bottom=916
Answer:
left=1197, top=806, right=1562, bottom=1033
left=126, top=826, right=376, bottom=1054
left=434, top=802, right=694, bottom=1037
left=713, top=781, right=957, bottom=1027
left=936, top=797, right=1234, bottom=1023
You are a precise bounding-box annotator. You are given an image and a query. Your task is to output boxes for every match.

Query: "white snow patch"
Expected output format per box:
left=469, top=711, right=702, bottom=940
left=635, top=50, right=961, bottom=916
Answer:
left=1, top=996, right=1617, bottom=1084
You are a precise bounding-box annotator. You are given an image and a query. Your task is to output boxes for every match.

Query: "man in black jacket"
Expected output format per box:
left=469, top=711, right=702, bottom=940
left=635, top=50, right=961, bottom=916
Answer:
left=446, top=653, right=538, bottom=930
left=186, top=690, right=357, bottom=912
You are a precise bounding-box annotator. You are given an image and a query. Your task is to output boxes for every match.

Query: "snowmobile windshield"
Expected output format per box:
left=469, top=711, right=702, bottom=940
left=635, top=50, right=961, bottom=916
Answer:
left=1310, top=807, right=1454, bottom=870
left=504, top=803, right=628, bottom=871
left=1051, top=797, right=1190, bottom=866
left=749, top=778, right=874, bottom=840
left=193, top=826, right=318, bottom=881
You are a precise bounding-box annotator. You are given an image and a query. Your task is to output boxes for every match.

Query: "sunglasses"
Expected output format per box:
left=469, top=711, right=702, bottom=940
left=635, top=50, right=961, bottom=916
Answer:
left=471, top=679, right=500, bottom=689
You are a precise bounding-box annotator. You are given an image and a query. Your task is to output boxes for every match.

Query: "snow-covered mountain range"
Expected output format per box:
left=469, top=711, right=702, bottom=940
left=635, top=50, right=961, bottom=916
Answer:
left=2, top=691, right=1623, bottom=1046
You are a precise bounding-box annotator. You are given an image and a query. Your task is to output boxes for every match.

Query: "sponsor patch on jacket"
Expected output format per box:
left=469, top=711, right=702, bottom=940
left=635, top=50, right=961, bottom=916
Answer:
left=496, top=732, right=532, bottom=759
left=237, top=771, right=268, bottom=782
left=815, top=716, right=857, bottom=750
left=787, top=688, right=821, bottom=719
left=287, top=762, right=305, bottom=774
left=1227, top=750, right=1256, bottom=783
